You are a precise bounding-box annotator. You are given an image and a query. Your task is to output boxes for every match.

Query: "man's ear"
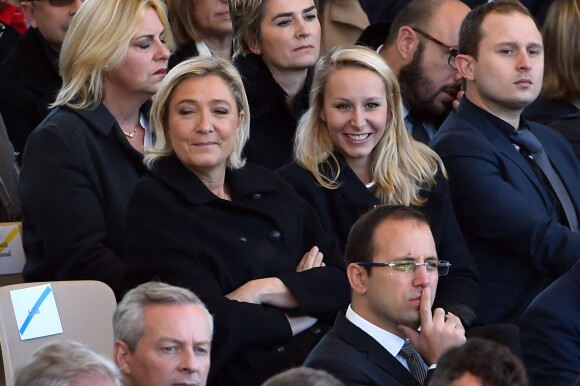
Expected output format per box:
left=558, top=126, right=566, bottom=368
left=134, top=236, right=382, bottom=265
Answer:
left=114, top=340, right=132, bottom=375
left=20, top=2, right=38, bottom=29
left=396, top=26, right=419, bottom=63
left=347, top=263, right=368, bottom=296
left=455, top=54, right=475, bottom=81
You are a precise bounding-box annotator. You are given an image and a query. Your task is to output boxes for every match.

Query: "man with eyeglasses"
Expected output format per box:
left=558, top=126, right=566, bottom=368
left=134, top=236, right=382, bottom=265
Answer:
left=372, top=0, right=469, bottom=143
left=304, top=205, right=465, bottom=386
left=0, top=0, right=83, bottom=164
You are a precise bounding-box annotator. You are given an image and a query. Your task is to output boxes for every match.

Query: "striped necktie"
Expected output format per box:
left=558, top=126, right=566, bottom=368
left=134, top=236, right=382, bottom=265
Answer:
left=399, top=340, right=428, bottom=384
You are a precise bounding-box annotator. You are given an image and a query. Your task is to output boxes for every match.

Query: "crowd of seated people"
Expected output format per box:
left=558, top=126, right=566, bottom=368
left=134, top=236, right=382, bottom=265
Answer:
left=2, top=0, right=580, bottom=384
left=166, top=0, right=233, bottom=68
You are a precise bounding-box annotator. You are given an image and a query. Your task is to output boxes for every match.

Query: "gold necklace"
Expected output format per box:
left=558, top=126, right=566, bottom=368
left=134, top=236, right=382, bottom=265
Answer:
left=122, top=123, right=139, bottom=138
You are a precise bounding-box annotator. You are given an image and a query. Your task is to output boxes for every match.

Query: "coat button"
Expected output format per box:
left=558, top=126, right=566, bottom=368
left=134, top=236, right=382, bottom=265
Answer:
left=274, top=345, right=285, bottom=353
left=269, top=230, right=281, bottom=241
left=251, top=193, right=262, bottom=200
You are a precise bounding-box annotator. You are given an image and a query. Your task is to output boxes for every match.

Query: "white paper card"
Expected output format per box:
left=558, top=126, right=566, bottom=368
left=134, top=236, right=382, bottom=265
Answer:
left=0, top=223, right=26, bottom=274
left=9, top=284, right=63, bottom=341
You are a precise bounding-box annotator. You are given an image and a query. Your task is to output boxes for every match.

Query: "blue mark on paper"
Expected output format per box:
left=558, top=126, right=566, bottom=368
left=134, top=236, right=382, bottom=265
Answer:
left=19, top=286, right=52, bottom=335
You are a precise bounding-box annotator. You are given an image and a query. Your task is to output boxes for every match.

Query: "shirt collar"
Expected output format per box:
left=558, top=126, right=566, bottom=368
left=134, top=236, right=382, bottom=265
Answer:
left=346, top=304, right=405, bottom=358
left=462, top=97, right=531, bottom=140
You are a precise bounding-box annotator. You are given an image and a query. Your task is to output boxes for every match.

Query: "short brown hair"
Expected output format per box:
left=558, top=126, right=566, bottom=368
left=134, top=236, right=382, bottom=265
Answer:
left=345, top=205, right=428, bottom=273
left=459, top=0, right=537, bottom=59
left=229, top=0, right=318, bottom=57
left=385, top=0, right=447, bottom=46
left=430, top=338, right=528, bottom=386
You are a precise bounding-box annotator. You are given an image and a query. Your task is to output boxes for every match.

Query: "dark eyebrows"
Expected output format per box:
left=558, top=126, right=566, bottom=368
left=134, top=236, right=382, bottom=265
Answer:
left=394, top=256, right=438, bottom=261
left=271, top=5, right=317, bottom=21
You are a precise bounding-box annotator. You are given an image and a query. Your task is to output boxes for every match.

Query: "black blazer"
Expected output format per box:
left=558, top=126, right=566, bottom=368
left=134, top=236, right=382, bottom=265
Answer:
left=430, top=97, right=580, bottom=325
left=168, top=40, right=200, bottom=70
left=520, top=258, right=580, bottom=386
left=0, top=28, right=61, bottom=163
left=122, top=157, right=350, bottom=385
left=235, top=53, right=311, bottom=171
left=20, top=103, right=147, bottom=294
left=278, top=156, right=481, bottom=327
left=304, top=311, right=430, bottom=386
left=523, top=95, right=579, bottom=126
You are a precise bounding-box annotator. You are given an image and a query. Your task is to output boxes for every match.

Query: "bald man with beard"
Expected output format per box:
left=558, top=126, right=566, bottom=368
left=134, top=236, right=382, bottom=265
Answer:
left=375, top=0, right=469, bottom=143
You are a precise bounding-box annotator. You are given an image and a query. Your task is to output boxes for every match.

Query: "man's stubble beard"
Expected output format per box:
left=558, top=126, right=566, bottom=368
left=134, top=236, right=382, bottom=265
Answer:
left=398, top=43, right=455, bottom=128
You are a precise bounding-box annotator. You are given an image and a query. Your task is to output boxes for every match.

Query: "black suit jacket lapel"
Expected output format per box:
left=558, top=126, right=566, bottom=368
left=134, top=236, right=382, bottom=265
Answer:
left=335, top=313, right=421, bottom=386
left=472, top=113, right=555, bottom=211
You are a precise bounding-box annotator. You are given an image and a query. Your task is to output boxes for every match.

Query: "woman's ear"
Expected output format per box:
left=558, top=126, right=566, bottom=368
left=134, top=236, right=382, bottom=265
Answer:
left=246, top=37, right=261, bottom=55
left=237, top=110, right=244, bottom=131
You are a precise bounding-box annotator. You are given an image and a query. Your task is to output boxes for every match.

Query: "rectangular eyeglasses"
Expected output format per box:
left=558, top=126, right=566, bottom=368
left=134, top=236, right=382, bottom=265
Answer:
left=355, top=260, right=451, bottom=276
left=412, top=27, right=459, bottom=70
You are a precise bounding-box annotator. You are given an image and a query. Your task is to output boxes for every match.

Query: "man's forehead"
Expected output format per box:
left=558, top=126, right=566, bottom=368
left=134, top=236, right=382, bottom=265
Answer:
left=480, top=11, right=541, bottom=43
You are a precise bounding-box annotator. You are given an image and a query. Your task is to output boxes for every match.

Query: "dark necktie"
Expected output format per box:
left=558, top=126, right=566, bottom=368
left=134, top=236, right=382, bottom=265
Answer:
left=399, top=340, right=428, bottom=384
left=511, top=129, right=579, bottom=232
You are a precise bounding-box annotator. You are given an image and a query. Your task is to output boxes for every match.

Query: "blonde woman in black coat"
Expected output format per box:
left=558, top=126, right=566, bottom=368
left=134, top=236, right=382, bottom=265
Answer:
left=20, top=0, right=174, bottom=293
left=122, top=57, right=350, bottom=386
left=278, top=46, right=481, bottom=328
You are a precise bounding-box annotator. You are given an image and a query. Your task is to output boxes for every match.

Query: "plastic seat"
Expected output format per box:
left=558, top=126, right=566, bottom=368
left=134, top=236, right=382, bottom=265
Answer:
left=0, top=281, right=116, bottom=386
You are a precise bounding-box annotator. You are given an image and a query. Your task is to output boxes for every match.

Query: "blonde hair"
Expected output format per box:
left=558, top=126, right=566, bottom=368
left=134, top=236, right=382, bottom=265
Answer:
left=294, top=45, right=445, bottom=206
left=54, top=0, right=175, bottom=109
left=541, top=0, right=580, bottom=101
left=145, top=56, right=250, bottom=170
left=166, top=0, right=203, bottom=45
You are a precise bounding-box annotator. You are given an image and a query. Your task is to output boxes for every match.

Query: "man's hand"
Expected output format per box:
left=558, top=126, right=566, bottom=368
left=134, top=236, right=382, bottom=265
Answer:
left=452, top=90, right=465, bottom=110
left=398, top=288, right=466, bottom=365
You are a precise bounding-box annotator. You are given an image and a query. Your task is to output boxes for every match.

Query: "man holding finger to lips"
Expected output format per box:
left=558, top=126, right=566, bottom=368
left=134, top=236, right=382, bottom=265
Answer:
left=304, top=205, right=466, bottom=386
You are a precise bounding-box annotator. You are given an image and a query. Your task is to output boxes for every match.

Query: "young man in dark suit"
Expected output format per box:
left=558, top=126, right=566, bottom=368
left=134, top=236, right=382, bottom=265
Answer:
left=304, top=206, right=465, bottom=385
left=430, top=0, right=580, bottom=325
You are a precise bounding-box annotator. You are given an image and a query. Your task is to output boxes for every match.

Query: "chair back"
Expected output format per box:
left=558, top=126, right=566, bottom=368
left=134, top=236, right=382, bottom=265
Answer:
left=0, top=281, right=116, bottom=386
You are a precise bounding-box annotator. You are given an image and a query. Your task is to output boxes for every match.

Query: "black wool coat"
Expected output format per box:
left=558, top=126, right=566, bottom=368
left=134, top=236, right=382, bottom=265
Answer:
left=278, top=155, right=481, bottom=327
left=234, top=53, right=311, bottom=171
left=0, top=28, right=61, bottom=164
left=122, top=157, right=351, bottom=386
left=20, top=103, right=147, bottom=294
